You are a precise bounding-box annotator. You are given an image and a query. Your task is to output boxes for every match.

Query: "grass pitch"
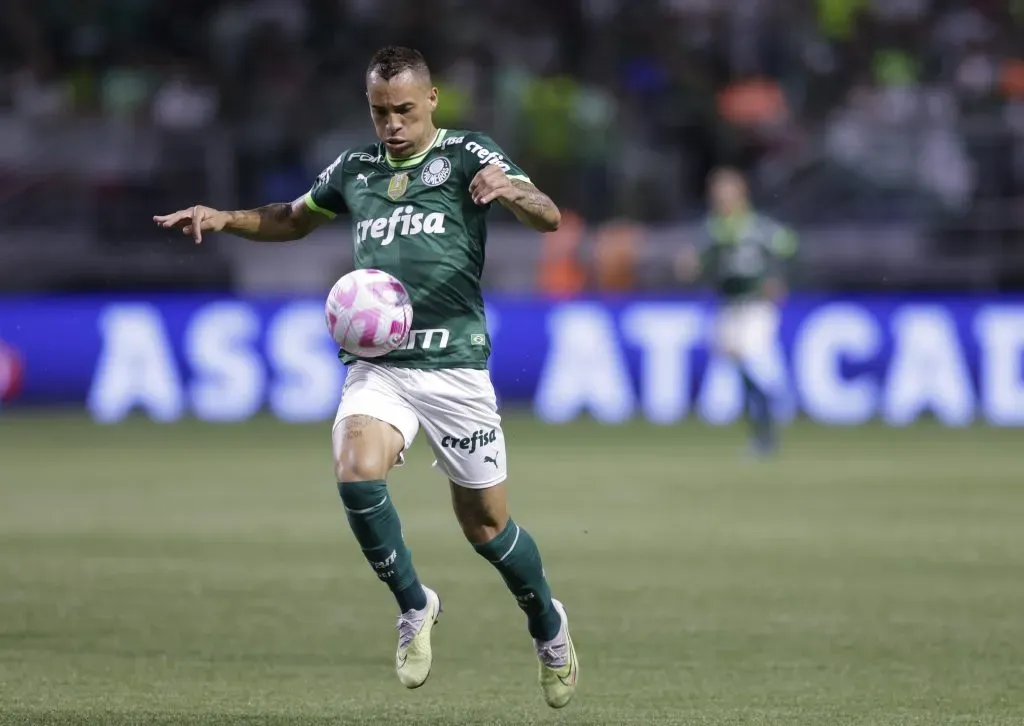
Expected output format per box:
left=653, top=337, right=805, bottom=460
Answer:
left=1, top=413, right=1022, bottom=725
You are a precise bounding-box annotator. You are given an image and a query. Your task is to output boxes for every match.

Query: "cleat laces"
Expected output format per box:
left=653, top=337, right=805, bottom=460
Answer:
left=397, top=612, right=422, bottom=650
left=536, top=638, right=568, bottom=669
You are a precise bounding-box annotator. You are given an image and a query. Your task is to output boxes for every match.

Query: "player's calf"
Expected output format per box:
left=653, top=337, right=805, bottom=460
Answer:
left=451, top=482, right=562, bottom=642
left=335, top=414, right=438, bottom=688
left=739, top=367, right=776, bottom=454
left=451, top=482, right=576, bottom=707
left=334, top=415, right=427, bottom=614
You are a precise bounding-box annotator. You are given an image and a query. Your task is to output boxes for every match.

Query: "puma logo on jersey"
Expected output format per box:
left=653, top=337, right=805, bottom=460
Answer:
left=355, top=206, right=447, bottom=247
left=357, top=172, right=374, bottom=187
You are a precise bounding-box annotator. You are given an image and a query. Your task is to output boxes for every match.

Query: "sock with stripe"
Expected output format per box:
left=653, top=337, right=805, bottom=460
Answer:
left=338, top=480, right=427, bottom=613
left=473, top=519, right=561, bottom=641
left=741, top=366, right=775, bottom=447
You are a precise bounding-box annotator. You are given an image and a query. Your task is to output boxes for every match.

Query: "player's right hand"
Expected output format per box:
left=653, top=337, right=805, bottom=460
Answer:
left=153, top=205, right=229, bottom=244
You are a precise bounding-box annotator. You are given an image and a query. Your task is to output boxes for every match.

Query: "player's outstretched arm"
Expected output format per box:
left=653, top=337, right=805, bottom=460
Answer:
left=153, top=196, right=326, bottom=244
left=469, top=166, right=561, bottom=232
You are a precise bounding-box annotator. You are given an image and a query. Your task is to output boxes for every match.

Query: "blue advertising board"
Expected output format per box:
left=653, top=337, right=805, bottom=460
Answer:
left=1, top=294, right=1023, bottom=426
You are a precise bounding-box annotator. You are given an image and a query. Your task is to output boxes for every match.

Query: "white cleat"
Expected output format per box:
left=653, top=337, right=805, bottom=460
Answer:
left=535, top=599, right=578, bottom=708
left=395, top=586, right=441, bottom=689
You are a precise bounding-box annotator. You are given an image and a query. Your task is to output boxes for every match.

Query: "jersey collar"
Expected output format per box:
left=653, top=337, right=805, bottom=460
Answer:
left=385, top=129, right=447, bottom=169
left=711, top=210, right=755, bottom=243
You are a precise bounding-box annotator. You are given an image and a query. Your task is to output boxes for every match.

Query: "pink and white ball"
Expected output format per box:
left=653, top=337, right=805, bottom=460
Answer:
left=325, top=269, right=413, bottom=357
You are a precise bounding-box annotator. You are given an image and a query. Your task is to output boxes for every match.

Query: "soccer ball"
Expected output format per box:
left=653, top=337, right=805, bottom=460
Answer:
left=325, top=269, right=413, bottom=357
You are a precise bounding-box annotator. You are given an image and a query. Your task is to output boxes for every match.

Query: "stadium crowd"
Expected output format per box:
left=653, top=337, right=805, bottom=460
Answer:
left=2, top=0, right=1023, bottom=295
left=3, top=0, right=1023, bottom=220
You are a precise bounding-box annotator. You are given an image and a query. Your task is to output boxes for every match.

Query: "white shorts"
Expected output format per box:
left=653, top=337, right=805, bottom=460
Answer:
left=333, top=362, right=507, bottom=489
left=714, top=300, right=779, bottom=364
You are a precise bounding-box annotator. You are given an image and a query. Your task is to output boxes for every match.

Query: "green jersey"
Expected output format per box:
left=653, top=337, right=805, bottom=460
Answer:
left=304, top=128, right=531, bottom=369
left=698, top=211, right=798, bottom=301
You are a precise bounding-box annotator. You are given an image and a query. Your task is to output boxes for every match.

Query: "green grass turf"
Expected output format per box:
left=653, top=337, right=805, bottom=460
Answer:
left=1, top=413, right=1022, bottom=725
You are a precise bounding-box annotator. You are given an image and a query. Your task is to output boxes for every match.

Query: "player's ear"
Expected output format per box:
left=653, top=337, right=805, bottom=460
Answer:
left=428, top=86, right=438, bottom=112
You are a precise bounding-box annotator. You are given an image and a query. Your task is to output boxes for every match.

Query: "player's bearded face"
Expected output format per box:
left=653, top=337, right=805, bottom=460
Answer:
left=367, top=71, right=438, bottom=159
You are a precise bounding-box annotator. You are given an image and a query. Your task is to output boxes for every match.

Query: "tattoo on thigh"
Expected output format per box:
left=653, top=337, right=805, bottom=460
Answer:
left=342, top=414, right=375, bottom=440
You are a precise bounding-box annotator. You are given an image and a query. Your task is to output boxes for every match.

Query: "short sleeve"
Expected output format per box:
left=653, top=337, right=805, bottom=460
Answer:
left=767, top=220, right=798, bottom=258
left=304, top=152, right=348, bottom=218
left=459, top=133, right=532, bottom=184
left=697, top=219, right=718, bottom=253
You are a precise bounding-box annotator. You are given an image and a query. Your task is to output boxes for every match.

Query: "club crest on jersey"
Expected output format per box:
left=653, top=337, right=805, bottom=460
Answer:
left=421, top=157, right=452, bottom=187
left=387, top=172, right=409, bottom=200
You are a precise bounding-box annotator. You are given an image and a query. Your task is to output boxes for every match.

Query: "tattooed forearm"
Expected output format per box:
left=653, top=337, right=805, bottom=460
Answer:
left=258, top=203, right=293, bottom=228
left=223, top=200, right=318, bottom=242
left=501, top=179, right=562, bottom=232
left=510, top=180, right=552, bottom=213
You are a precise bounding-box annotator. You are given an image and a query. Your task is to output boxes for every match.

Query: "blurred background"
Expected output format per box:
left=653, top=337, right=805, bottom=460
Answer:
left=2, top=3, right=1023, bottom=723
left=2, top=0, right=1024, bottom=295
left=1, top=0, right=1023, bottom=425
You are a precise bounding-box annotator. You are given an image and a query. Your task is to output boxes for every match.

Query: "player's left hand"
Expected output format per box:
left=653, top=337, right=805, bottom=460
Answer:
left=469, top=164, right=514, bottom=206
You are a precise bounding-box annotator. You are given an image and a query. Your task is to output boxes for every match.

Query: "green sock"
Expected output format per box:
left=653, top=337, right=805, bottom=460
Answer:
left=337, top=480, right=426, bottom=613
left=473, top=519, right=561, bottom=641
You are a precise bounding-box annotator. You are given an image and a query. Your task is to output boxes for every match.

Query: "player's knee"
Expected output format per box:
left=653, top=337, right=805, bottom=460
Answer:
left=451, top=485, right=510, bottom=545
left=334, top=449, right=389, bottom=483
left=461, top=518, right=506, bottom=545
left=332, top=415, right=403, bottom=482
left=462, top=502, right=507, bottom=539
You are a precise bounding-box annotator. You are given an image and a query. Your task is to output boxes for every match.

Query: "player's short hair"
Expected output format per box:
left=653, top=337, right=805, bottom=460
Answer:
left=367, top=46, right=431, bottom=83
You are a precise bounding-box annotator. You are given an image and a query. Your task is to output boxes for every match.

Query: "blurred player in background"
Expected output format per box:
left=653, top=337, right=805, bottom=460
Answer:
left=154, top=47, right=577, bottom=708
left=677, top=167, right=797, bottom=456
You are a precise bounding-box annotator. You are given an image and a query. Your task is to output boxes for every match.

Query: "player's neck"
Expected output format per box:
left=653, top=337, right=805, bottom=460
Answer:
left=718, top=206, right=751, bottom=220
left=385, top=125, right=441, bottom=166
left=385, top=127, right=442, bottom=168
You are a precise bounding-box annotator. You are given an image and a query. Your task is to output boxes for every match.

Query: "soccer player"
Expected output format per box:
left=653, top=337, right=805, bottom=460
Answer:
left=153, top=47, right=578, bottom=708
left=676, top=167, right=797, bottom=455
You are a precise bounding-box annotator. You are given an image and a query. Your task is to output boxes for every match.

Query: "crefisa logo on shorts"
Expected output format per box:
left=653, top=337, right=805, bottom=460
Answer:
left=440, top=428, right=497, bottom=454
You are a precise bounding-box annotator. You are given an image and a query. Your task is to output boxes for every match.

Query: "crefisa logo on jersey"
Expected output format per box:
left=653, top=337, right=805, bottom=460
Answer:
left=316, top=154, right=343, bottom=186
left=421, top=157, right=451, bottom=187
left=465, top=141, right=512, bottom=173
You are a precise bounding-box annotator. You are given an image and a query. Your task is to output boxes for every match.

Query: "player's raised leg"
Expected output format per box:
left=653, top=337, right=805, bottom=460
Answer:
left=735, top=302, right=779, bottom=455
left=719, top=304, right=776, bottom=455
left=333, top=410, right=440, bottom=689
left=741, top=364, right=774, bottom=453
left=450, top=481, right=578, bottom=708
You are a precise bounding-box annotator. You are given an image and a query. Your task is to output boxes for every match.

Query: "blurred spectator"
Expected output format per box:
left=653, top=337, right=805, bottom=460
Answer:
left=520, top=73, right=579, bottom=200
left=593, top=220, right=643, bottom=292
left=100, top=49, right=154, bottom=122
left=536, top=209, right=587, bottom=299
left=10, top=53, right=70, bottom=120
left=1, top=0, right=1024, bottom=293
left=432, top=58, right=477, bottom=130
left=152, top=64, right=219, bottom=131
